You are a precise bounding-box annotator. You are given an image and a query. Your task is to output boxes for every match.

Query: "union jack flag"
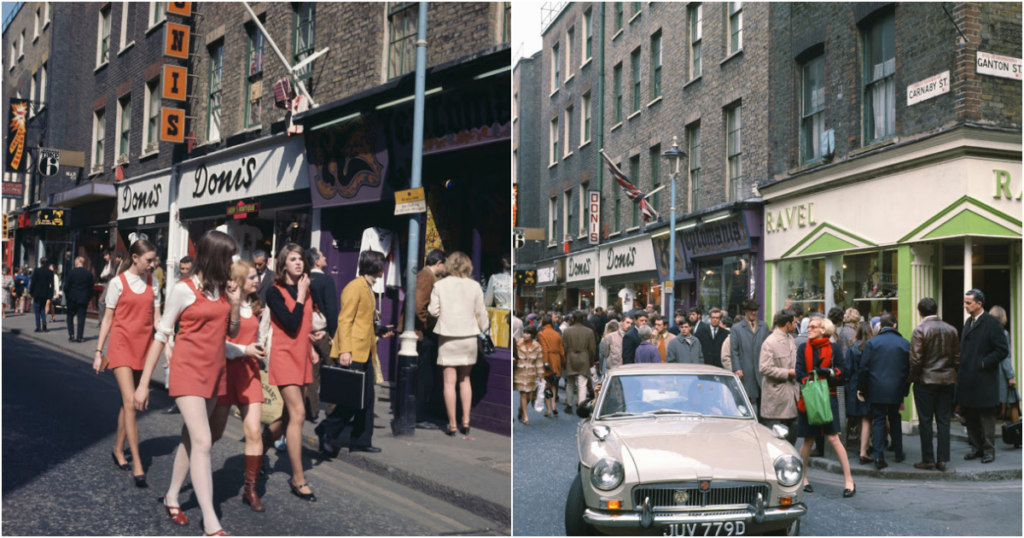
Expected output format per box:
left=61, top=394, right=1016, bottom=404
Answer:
left=601, top=150, right=659, bottom=223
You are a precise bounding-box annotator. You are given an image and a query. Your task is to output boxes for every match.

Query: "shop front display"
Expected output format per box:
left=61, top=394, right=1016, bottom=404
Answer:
left=599, top=235, right=659, bottom=313
left=565, top=249, right=597, bottom=311
left=535, top=258, right=564, bottom=311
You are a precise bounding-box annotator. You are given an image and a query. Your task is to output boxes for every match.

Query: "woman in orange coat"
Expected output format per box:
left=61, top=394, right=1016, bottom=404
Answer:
left=93, top=238, right=160, bottom=487
left=536, top=314, right=565, bottom=418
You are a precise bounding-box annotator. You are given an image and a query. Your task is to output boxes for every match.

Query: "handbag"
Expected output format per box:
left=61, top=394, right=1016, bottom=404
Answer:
left=801, top=371, right=833, bottom=426
left=260, top=370, right=285, bottom=425
left=479, top=331, right=496, bottom=356
left=320, top=364, right=367, bottom=410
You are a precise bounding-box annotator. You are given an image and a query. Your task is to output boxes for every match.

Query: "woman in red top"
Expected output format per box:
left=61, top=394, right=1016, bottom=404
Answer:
left=262, top=243, right=322, bottom=502
left=135, top=231, right=241, bottom=536
left=93, top=239, right=159, bottom=488
left=209, top=260, right=268, bottom=512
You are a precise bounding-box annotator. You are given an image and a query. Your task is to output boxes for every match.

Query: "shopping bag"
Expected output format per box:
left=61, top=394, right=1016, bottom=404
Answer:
left=534, top=378, right=546, bottom=412
left=801, top=371, right=833, bottom=426
left=260, top=370, right=284, bottom=425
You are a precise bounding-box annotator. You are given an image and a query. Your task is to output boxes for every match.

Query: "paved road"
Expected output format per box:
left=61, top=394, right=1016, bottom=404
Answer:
left=1, top=331, right=505, bottom=536
left=512, top=388, right=1022, bottom=536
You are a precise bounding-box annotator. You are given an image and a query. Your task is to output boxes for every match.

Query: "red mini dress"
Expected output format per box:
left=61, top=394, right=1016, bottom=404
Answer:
left=220, top=309, right=264, bottom=407
left=106, top=273, right=155, bottom=371
left=268, top=284, right=314, bottom=387
left=169, top=279, right=230, bottom=399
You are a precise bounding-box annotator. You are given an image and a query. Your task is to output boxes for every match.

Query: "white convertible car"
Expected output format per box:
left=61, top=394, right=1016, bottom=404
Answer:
left=565, top=364, right=806, bottom=536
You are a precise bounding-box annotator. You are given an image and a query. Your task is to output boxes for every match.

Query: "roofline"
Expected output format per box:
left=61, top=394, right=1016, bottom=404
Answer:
left=2, top=2, right=25, bottom=37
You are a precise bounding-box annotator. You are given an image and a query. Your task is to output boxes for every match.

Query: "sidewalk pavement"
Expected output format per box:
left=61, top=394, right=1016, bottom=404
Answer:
left=809, top=428, right=1022, bottom=482
left=1, top=312, right=512, bottom=528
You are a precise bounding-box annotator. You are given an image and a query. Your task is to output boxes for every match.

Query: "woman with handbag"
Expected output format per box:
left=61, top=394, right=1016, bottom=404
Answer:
left=429, top=252, right=490, bottom=436
left=796, top=317, right=855, bottom=498
left=844, top=322, right=875, bottom=465
left=209, top=260, right=269, bottom=512
left=133, top=230, right=242, bottom=536
left=92, top=237, right=160, bottom=488
left=261, top=243, right=321, bottom=502
left=514, top=325, right=544, bottom=425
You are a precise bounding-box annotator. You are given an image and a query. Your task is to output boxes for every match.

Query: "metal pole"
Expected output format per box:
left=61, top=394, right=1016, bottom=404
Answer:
left=393, top=1, right=429, bottom=437
left=667, top=162, right=677, bottom=321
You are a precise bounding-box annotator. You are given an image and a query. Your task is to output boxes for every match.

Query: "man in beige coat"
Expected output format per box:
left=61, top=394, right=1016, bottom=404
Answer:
left=759, top=309, right=799, bottom=444
left=562, top=311, right=597, bottom=414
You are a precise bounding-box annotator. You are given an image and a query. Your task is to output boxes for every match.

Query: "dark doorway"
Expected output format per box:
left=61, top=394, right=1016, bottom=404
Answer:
left=942, top=267, right=1012, bottom=335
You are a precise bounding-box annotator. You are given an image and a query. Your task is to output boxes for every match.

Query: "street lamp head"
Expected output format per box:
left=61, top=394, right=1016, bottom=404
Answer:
left=662, top=135, right=687, bottom=172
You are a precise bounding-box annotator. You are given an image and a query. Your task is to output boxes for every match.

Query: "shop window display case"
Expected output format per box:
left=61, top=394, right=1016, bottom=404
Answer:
left=842, top=249, right=898, bottom=320
left=780, top=257, right=826, bottom=313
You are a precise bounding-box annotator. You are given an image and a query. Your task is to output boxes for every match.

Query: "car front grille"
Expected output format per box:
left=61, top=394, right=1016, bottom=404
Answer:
left=633, top=483, right=770, bottom=510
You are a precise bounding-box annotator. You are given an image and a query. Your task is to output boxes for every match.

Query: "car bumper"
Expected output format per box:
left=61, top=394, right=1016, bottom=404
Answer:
left=583, top=504, right=807, bottom=528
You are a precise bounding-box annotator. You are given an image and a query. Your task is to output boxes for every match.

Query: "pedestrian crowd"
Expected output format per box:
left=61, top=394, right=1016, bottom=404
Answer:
left=512, top=288, right=1019, bottom=499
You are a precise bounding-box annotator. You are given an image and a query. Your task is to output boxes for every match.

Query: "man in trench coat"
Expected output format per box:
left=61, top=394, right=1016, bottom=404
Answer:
left=731, top=299, right=770, bottom=417
left=956, top=289, right=1009, bottom=463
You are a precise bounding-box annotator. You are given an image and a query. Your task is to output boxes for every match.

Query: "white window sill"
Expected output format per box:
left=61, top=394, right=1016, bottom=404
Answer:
left=626, top=226, right=641, bottom=233
left=33, top=36, right=38, bottom=44
left=578, top=234, right=588, bottom=240
left=548, top=161, right=558, bottom=169
left=140, top=148, right=159, bottom=160
left=118, top=41, right=135, bottom=56
left=683, top=75, right=702, bottom=89
left=720, top=49, right=744, bottom=66
left=629, top=12, right=641, bottom=24
left=851, top=137, right=899, bottom=157
left=548, top=242, right=558, bottom=249
left=612, top=29, right=623, bottom=41
left=565, top=74, right=574, bottom=84
left=647, top=96, right=662, bottom=108
left=146, top=19, right=166, bottom=36
left=550, top=88, right=559, bottom=98
left=564, top=151, right=574, bottom=159
left=627, top=110, right=641, bottom=121
left=88, top=168, right=104, bottom=179
left=579, top=140, right=591, bottom=150
left=580, top=58, right=592, bottom=69
left=610, top=122, right=623, bottom=132
left=241, top=125, right=263, bottom=135
left=95, top=61, right=109, bottom=73
left=18, top=54, right=24, bottom=61
left=608, top=231, right=622, bottom=238
left=43, top=22, right=49, bottom=31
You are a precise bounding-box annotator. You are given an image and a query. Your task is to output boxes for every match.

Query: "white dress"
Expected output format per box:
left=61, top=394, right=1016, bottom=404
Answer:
left=484, top=272, right=512, bottom=309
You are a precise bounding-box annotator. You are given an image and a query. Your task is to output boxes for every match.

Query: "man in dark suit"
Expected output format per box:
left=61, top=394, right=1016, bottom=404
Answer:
left=667, top=310, right=686, bottom=336
left=700, top=307, right=730, bottom=368
left=63, top=257, right=94, bottom=342
left=29, top=259, right=55, bottom=332
left=306, top=247, right=340, bottom=422
left=588, top=307, right=606, bottom=344
left=858, top=313, right=911, bottom=469
left=253, top=250, right=274, bottom=303
left=621, top=312, right=647, bottom=365
left=414, top=249, right=446, bottom=430
left=957, top=289, right=1009, bottom=464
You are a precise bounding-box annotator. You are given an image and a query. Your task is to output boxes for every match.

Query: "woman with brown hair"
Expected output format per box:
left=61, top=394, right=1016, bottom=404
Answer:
left=514, top=325, right=544, bottom=425
left=134, top=230, right=241, bottom=536
left=209, top=260, right=269, bottom=512
left=261, top=243, right=321, bottom=502
left=429, top=251, right=490, bottom=436
left=537, top=314, right=565, bottom=418
left=844, top=321, right=875, bottom=464
left=93, top=238, right=160, bottom=488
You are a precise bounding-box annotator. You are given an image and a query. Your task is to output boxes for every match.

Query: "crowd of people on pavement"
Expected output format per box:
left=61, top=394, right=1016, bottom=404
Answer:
left=512, top=288, right=1019, bottom=500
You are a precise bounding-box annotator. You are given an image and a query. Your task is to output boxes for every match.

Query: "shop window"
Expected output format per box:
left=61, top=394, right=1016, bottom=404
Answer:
left=688, top=123, right=701, bottom=212
left=583, top=8, right=592, bottom=61
left=208, top=42, right=224, bottom=142
left=842, top=250, right=899, bottom=320
left=631, top=48, right=641, bottom=114
left=801, top=56, right=825, bottom=163
left=293, top=3, right=316, bottom=80
left=728, top=2, right=743, bottom=54
left=629, top=156, right=640, bottom=227
left=779, top=257, right=826, bottom=314
left=726, top=104, right=742, bottom=202
left=613, top=63, right=623, bottom=123
left=700, top=255, right=750, bottom=319
left=863, top=11, right=895, bottom=144
left=689, top=4, right=702, bottom=78
left=388, top=2, right=418, bottom=79
left=245, top=23, right=265, bottom=129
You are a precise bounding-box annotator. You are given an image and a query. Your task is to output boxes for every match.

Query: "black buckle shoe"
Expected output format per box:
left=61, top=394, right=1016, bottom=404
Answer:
left=350, top=445, right=382, bottom=453
left=289, top=481, right=316, bottom=502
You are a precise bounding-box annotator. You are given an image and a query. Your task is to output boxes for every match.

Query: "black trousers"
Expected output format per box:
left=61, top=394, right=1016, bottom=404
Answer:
left=66, top=302, right=87, bottom=340
left=322, top=359, right=375, bottom=448
left=871, top=403, right=903, bottom=461
left=307, top=338, right=333, bottom=421
left=914, top=384, right=954, bottom=463
left=761, top=417, right=798, bottom=446
left=416, top=335, right=438, bottom=422
left=962, top=405, right=997, bottom=457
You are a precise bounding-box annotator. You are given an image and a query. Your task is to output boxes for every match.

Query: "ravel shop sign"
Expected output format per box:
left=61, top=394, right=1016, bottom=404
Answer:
left=117, top=171, right=171, bottom=221
left=536, top=259, right=564, bottom=288
left=566, top=250, right=597, bottom=283
left=178, top=135, right=310, bottom=210
left=600, top=236, right=657, bottom=278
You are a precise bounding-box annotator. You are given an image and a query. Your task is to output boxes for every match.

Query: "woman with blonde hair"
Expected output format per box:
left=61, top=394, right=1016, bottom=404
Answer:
left=429, top=251, right=490, bottom=436
left=209, top=260, right=269, bottom=512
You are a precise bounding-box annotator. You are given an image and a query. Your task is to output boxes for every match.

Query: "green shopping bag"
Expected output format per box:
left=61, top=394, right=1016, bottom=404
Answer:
left=801, top=371, right=833, bottom=426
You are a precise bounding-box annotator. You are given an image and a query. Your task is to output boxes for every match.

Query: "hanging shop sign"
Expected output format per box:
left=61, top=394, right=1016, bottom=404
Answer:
left=566, top=250, right=597, bottom=283
left=907, top=71, right=950, bottom=106
left=5, top=98, right=29, bottom=173
left=394, top=187, right=426, bottom=215
left=536, top=259, right=564, bottom=287
left=117, top=171, right=171, bottom=220
left=2, top=182, right=24, bottom=199
left=160, top=108, right=186, bottom=143
left=32, top=208, right=66, bottom=227
left=178, top=135, right=310, bottom=209
left=679, top=214, right=752, bottom=259
left=164, top=22, right=191, bottom=60
left=588, top=191, right=601, bottom=245
left=227, top=200, right=260, bottom=219
left=976, top=51, right=1022, bottom=81
left=1, top=214, right=7, bottom=240
left=166, top=2, right=191, bottom=17
left=38, top=148, right=60, bottom=177
left=162, top=65, right=189, bottom=102
left=652, top=233, right=695, bottom=282
left=600, top=236, right=657, bottom=278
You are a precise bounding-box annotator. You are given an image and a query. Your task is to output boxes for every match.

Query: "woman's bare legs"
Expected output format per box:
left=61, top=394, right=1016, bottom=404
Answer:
left=278, top=385, right=311, bottom=494
left=827, top=433, right=855, bottom=490
left=859, top=416, right=872, bottom=460
left=519, top=392, right=530, bottom=423
left=166, top=395, right=221, bottom=534
left=443, top=366, right=458, bottom=430
left=800, top=437, right=813, bottom=487
left=457, top=365, right=472, bottom=427
left=112, top=367, right=144, bottom=476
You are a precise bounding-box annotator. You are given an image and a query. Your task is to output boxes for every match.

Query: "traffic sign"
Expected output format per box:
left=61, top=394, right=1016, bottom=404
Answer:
left=160, top=108, right=186, bottom=143
left=162, top=65, right=188, bottom=102
left=38, top=148, right=60, bottom=177
left=164, top=22, right=191, bottom=60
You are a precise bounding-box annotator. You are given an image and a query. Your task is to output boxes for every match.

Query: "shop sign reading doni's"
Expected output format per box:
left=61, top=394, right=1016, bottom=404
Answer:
left=117, top=172, right=171, bottom=220
left=600, top=236, right=657, bottom=277
left=566, top=250, right=596, bottom=282
left=178, top=136, right=310, bottom=209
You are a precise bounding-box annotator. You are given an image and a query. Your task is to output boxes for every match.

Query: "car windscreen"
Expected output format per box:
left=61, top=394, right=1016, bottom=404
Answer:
left=597, top=374, right=753, bottom=419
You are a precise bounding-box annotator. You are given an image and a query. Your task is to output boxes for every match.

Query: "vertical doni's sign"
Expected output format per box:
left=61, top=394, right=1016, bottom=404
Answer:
left=588, top=191, right=601, bottom=245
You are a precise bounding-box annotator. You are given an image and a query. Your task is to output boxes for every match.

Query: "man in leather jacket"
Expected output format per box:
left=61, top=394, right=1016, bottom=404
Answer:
left=908, top=298, right=961, bottom=471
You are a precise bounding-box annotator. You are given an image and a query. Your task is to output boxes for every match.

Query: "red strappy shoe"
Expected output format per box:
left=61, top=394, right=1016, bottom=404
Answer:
left=162, top=497, right=189, bottom=526
left=204, top=529, right=230, bottom=536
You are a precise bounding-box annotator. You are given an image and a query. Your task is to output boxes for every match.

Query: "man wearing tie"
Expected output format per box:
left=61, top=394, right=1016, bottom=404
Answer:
left=253, top=250, right=274, bottom=303
left=702, top=308, right=730, bottom=369
left=956, top=289, right=1009, bottom=464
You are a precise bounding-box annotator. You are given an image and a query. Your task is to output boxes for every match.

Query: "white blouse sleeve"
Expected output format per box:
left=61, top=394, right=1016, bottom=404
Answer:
left=225, top=303, right=255, bottom=359
left=155, top=281, right=197, bottom=343
left=105, top=275, right=124, bottom=309
left=259, top=306, right=272, bottom=348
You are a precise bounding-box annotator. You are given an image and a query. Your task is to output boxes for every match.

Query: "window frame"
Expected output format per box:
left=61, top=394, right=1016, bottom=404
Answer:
left=631, top=48, right=641, bottom=113
left=862, top=11, right=896, bottom=145
left=549, top=197, right=558, bottom=243
left=117, top=95, right=132, bottom=162
left=550, top=117, right=559, bottom=165
left=564, top=189, right=573, bottom=242
left=629, top=155, right=640, bottom=227
left=149, top=2, right=166, bottom=29
left=613, top=63, right=623, bottom=123
left=690, top=4, right=703, bottom=79
left=144, top=77, right=161, bottom=152
left=614, top=169, right=622, bottom=232
left=581, top=91, right=592, bottom=144
left=503, top=2, right=511, bottom=43
left=38, top=63, right=46, bottom=111
left=728, top=2, right=743, bottom=55
left=97, top=5, right=111, bottom=67
left=387, top=2, right=419, bottom=80
left=726, top=105, right=743, bottom=202
left=244, top=24, right=265, bottom=129
left=18, top=30, right=24, bottom=58
left=800, top=56, right=826, bottom=164
left=93, top=108, right=106, bottom=170
left=208, top=42, right=224, bottom=142
left=552, top=42, right=560, bottom=92
left=29, top=73, right=36, bottom=119
left=579, top=182, right=589, bottom=238
left=34, top=7, right=40, bottom=41
left=614, top=3, right=623, bottom=32
left=583, top=9, right=593, bottom=61
left=650, top=145, right=661, bottom=211
left=688, top=123, right=701, bottom=212
left=293, top=3, right=316, bottom=81
left=651, top=31, right=662, bottom=100
left=565, top=26, right=574, bottom=81
left=564, top=106, right=573, bottom=157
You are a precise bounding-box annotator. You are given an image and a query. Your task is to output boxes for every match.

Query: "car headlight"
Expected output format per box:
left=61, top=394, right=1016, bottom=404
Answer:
left=774, top=455, right=803, bottom=487
left=590, top=457, right=624, bottom=491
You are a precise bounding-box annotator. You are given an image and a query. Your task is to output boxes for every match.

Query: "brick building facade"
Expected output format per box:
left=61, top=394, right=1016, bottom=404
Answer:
left=513, top=51, right=543, bottom=267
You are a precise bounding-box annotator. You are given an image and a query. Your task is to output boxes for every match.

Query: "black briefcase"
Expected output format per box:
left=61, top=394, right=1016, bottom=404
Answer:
left=1002, top=421, right=1022, bottom=448
left=319, top=364, right=366, bottom=410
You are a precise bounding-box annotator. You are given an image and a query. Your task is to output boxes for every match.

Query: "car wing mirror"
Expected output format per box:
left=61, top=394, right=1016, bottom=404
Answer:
left=772, top=424, right=789, bottom=440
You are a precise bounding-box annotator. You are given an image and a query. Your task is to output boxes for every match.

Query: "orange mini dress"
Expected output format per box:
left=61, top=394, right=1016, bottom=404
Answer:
left=268, top=284, right=313, bottom=387
left=106, top=273, right=155, bottom=371
left=220, top=309, right=263, bottom=407
left=169, top=279, right=230, bottom=399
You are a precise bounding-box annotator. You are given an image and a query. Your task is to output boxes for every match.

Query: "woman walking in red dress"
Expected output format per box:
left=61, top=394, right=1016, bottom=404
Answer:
left=93, top=238, right=160, bottom=487
left=134, top=231, right=241, bottom=536
left=261, top=243, right=321, bottom=501
left=209, top=260, right=269, bottom=512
